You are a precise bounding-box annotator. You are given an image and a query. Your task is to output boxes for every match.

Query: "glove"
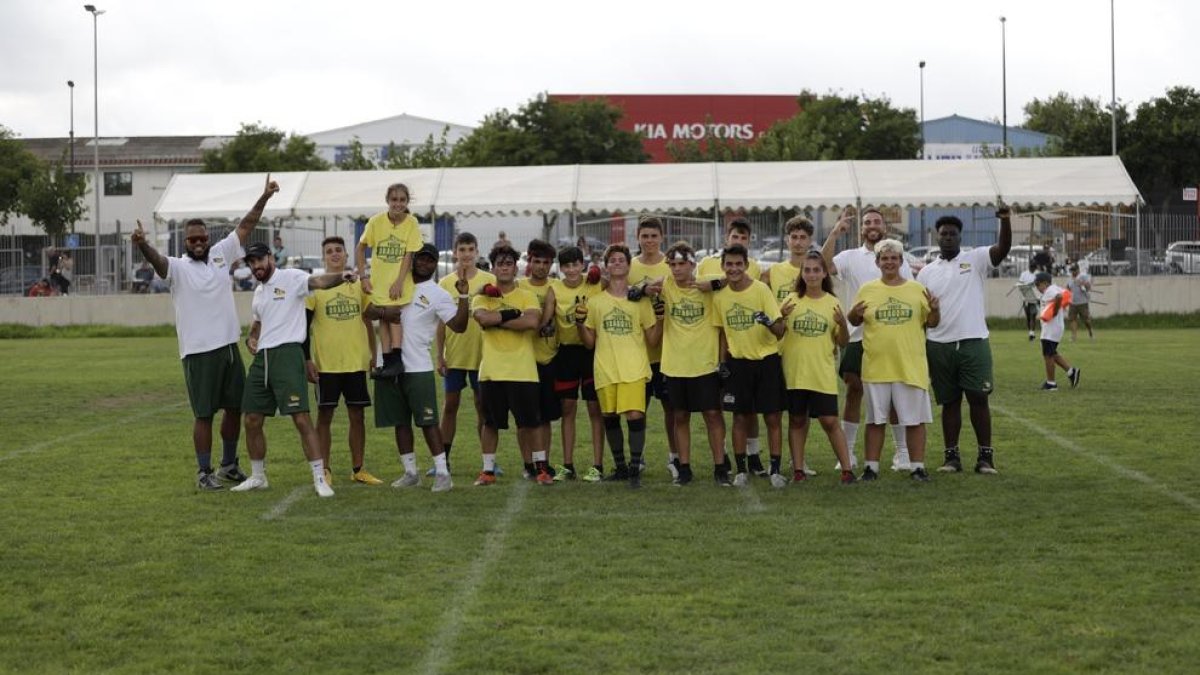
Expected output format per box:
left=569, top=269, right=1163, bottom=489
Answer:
left=753, top=311, right=774, bottom=327
left=574, top=299, right=588, bottom=324
left=709, top=278, right=725, bottom=291
left=586, top=265, right=602, bottom=285
left=482, top=283, right=502, bottom=298
left=652, top=296, right=665, bottom=319
left=498, top=308, right=521, bottom=323
left=627, top=282, right=647, bottom=302
left=718, top=361, right=731, bottom=381
left=539, top=322, right=556, bottom=337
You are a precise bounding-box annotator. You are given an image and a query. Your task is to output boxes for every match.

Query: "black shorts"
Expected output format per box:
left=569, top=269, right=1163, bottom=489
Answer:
left=838, top=341, right=864, bottom=378
left=1023, top=302, right=1038, bottom=322
left=552, top=345, right=597, bottom=401
left=721, top=353, right=785, bottom=414
left=537, top=363, right=563, bottom=423
left=1041, top=339, right=1060, bottom=357
left=666, top=372, right=722, bottom=413
left=787, top=389, right=839, bottom=418
left=645, top=362, right=670, bottom=403
left=480, top=380, right=541, bottom=430
left=316, top=371, right=371, bottom=408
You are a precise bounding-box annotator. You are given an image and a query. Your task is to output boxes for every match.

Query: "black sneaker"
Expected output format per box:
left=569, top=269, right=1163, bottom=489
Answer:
left=861, top=466, right=879, bottom=482
left=372, top=359, right=405, bottom=380
left=746, top=453, right=768, bottom=477
left=604, top=465, right=630, bottom=482
left=673, top=470, right=693, bottom=487
left=1069, top=368, right=1081, bottom=389
left=938, top=447, right=963, bottom=473
left=628, top=467, right=642, bottom=490
left=196, top=469, right=223, bottom=491
left=910, top=467, right=931, bottom=482
left=975, top=448, right=999, bottom=475
left=217, top=462, right=246, bottom=482
left=714, top=471, right=734, bottom=487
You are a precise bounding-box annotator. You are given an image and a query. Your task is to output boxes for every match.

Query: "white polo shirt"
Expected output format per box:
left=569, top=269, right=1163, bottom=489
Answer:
left=832, top=245, right=913, bottom=342
left=252, top=268, right=311, bottom=350
left=165, top=231, right=243, bottom=359
left=401, top=279, right=459, bottom=373
left=918, top=246, right=994, bottom=343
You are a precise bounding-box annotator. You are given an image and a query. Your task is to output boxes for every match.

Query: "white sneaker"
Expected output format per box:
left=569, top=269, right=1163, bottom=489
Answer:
left=230, top=475, right=268, bottom=492
left=769, top=473, right=788, bottom=489
left=314, top=480, right=334, bottom=498
left=732, top=472, right=748, bottom=488
left=392, top=472, right=421, bottom=488
left=431, top=474, right=453, bottom=493
left=667, top=461, right=680, bottom=480
left=802, top=462, right=817, bottom=477
left=891, top=451, right=912, bottom=472
left=833, top=459, right=859, bottom=471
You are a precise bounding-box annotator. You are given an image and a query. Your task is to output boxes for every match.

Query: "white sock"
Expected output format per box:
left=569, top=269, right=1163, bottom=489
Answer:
left=669, top=452, right=679, bottom=463
left=309, top=459, right=325, bottom=483
left=1047, top=380, right=1057, bottom=386
left=866, top=460, right=880, bottom=473
left=483, top=453, right=496, bottom=472
left=434, top=453, right=449, bottom=476
left=747, top=437, right=760, bottom=455
left=843, top=421, right=860, bottom=452
left=401, top=453, right=418, bottom=475
left=911, top=461, right=925, bottom=471
left=532, top=450, right=547, bottom=463
left=891, top=425, right=908, bottom=452
left=251, top=459, right=266, bottom=478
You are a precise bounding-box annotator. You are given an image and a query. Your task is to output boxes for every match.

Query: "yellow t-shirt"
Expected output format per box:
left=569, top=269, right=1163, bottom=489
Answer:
left=439, top=269, right=496, bottom=370
left=304, top=282, right=371, bottom=373
left=549, top=278, right=602, bottom=347
left=584, top=290, right=656, bottom=389
left=629, top=256, right=670, bottom=364
left=712, top=279, right=782, bottom=361
left=779, top=292, right=843, bottom=394
left=359, top=211, right=423, bottom=307
left=660, top=276, right=719, bottom=378
left=767, top=261, right=802, bottom=305
left=697, top=253, right=761, bottom=280
left=518, top=278, right=558, bottom=365
left=854, top=279, right=931, bottom=389
left=471, top=287, right=540, bottom=383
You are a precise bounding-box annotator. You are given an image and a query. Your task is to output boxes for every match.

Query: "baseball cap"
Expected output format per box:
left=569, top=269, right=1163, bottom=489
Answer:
left=414, top=243, right=439, bottom=260
left=244, top=242, right=272, bottom=262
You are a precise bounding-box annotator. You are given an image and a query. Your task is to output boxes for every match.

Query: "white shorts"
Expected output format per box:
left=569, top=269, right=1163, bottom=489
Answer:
left=864, top=382, right=933, bottom=426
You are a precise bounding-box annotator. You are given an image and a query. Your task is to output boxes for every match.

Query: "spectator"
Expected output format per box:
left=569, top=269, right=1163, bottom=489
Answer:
left=272, top=234, right=288, bottom=265
left=493, top=230, right=511, bottom=249
left=27, top=278, right=59, bottom=297
left=133, top=262, right=155, bottom=293
left=1032, top=244, right=1054, bottom=274
left=51, top=251, right=72, bottom=295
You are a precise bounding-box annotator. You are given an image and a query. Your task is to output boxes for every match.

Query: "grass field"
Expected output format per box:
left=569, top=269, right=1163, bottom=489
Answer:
left=2, top=327, right=1199, bottom=674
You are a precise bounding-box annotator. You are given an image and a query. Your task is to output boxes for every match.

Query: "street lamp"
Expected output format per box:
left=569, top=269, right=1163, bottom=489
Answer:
left=85, top=4, right=104, bottom=286
left=67, top=80, right=75, bottom=177
left=1000, top=16, right=1008, bottom=155
left=918, top=61, right=926, bottom=160
left=1110, top=0, right=1117, bottom=156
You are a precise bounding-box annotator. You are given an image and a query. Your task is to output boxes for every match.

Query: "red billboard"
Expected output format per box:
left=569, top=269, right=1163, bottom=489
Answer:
left=550, top=94, right=801, bottom=163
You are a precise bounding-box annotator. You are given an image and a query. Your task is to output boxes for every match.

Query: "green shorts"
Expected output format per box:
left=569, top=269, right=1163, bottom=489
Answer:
left=374, top=370, right=439, bottom=428
left=241, top=343, right=310, bottom=416
left=182, top=343, right=245, bottom=419
left=838, top=341, right=864, bottom=378
left=926, top=338, right=995, bottom=404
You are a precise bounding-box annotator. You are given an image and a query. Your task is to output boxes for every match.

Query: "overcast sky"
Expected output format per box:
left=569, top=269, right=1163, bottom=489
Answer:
left=2, top=0, right=1195, bottom=140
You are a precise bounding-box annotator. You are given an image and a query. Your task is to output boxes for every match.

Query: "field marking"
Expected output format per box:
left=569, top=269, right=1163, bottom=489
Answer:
left=420, top=481, right=529, bottom=675
left=0, top=401, right=187, bottom=463
left=261, top=486, right=309, bottom=520
left=993, top=404, right=1200, bottom=513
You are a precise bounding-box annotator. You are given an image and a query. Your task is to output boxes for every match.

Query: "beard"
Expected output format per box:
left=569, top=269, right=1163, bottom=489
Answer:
left=185, top=248, right=209, bottom=262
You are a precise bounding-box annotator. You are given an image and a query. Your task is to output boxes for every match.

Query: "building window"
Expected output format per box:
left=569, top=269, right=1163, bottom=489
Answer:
left=104, top=171, right=132, bottom=196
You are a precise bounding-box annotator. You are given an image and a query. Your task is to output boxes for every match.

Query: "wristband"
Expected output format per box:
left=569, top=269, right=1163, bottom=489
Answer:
left=459, top=294, right=469, bottom=300
left=498, top=308, right=521, bottom=323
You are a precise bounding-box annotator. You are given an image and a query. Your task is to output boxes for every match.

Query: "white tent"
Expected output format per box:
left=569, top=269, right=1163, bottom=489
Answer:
left=153, top=156, right=1143, bottom=222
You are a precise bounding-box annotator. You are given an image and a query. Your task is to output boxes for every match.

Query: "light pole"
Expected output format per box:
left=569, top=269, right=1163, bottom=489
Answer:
left=1110, top=0, right=1117, bottom=156
left=85, top=4, right=104, bottom=285
left=68, top=80, right=75, bottom=177
left=919, top=61, right=926, bottom=159
left=1000, top=16, right=1008, bottom=155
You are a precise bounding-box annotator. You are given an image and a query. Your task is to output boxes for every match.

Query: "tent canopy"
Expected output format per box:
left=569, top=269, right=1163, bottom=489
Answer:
left=154, top=156, right=1143, bottom=221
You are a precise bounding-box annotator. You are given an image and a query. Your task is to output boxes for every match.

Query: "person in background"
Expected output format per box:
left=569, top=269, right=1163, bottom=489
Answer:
left=1066, top=264, right=1094, bottom=342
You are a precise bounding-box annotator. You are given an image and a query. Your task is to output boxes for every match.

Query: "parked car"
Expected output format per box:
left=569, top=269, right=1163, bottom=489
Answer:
left=0, top=267, right=44, bottom=296
left=1000, top=244, right=1059, bottom=277
left=283, top=255, right=325, bottom=276
left=1080, top=248, right=1131, bottom=276
left=1166, top=241, right=1200, bottom=274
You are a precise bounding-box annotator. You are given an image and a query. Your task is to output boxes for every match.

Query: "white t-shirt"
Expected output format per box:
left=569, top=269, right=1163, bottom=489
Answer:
left=400, top=279, right=459, bottom=373
left=832, top=245, right=913, bottom=342
left=1039, top=283, right=1066, bottom=342
left=1017, top=270, right=1039, bottom=304
left=165, top=231, right=243, bottom=358
left=919, top=246, right=995, bottom=343
left=252, top=268, right=311, bottom=350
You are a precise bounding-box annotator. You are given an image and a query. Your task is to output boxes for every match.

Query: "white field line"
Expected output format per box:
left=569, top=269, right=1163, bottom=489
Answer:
left=0, top=401, right=187, bottom=463
left=261, top=486, right=309, bottom=520
left=420, top=481, right=529, bottom=675
left=993, top=404, right=1200, bottom=513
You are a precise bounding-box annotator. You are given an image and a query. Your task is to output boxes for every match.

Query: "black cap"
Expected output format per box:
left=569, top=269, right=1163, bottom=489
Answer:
left=1034, top=272, right=1052, bottom=285
left=244, top=242, right=272, bottom=262
left=414, top=243, right=439, bottom=260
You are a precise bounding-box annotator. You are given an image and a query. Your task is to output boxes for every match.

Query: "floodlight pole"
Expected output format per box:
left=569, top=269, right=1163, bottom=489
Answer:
left=1110, top=0, right=1117, bottom=156
left=85, top=4, right=104, bottom=285
left=1000, top=16, right=1008, bottom=155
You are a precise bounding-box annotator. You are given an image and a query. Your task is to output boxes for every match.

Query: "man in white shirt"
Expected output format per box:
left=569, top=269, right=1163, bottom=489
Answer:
left=130, top=176, right=278, bottom=490
left=820, top=208, right=914, bottom=471
left=1034, top=272, right=1080, bottom=390
left=916, top=209, right=1012, bottom=474
left=368, top=244, right=470, bottom=492
left=1017, top=261, right=1039, bottom=340
left=232, top=243, right=358, bottom=498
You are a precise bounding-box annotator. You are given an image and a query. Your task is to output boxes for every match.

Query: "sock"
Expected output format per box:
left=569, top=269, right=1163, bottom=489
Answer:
left=866, top=460, right=880, bottom=473
left=353, top=464, right=363, bottom=474
left=443, top=443, right=452, bottom=460
left=523, top=462, right=536, bottom=476
left=911, top=461, right=925, bottom=471
left=533, top=450, right=547, bottom=462
left=220, top=439, right=238, bottom=466
left=891, top=425, right=908, bottom=454
left=483, top=453, right=496, bottom=473
left=197, top=452, right=212, bottom=472
left=628, top=418, right=647, bottom=466
left=593, top=463, right=604, bottom=472
left=604, top=416, right=625, bottom=466
left=746, top=437, right=760, bottom=455
left=309, top=459, right=326, bottom=483
left=734, top=453, right=748, bottom=473
left=669, top=452, right=679, bottom=465
left=1047, top=380, right=1057, bottom=386
left=721, top=455, right=732, bottom=474
left=401, top=453, right=418, bottom=475
left=842, top=421, right=860, bottom=459
left=433, top=453, right=449, bottom=476
left=564, top=463, right=576, bottom=474
left=769, top=455, right=781, bottom=475
left=251, top=459, right=266, bottom=478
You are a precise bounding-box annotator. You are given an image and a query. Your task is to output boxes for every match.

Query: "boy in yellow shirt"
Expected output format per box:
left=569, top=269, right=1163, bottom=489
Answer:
left=518, top=239, right=563, bottom=479
left=356, top=183, right=422, bottom=380
left=628, top=216, right=676, bottom=476
left=549, top=246, right=605, bottom=481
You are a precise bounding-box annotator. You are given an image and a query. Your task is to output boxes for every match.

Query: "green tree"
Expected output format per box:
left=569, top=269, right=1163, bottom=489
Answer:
left=17, top=156, right=87, bottom=237
left=382, top=128, right=457, bottom=169
left=0, top=126, right=43, bottom=226
left=1022, top=92, right=1128, bottom=156
left=202, top=122, right=330, bottom=173
left=1122, top=86, right=1200, bottom=207
left=451, top=94, right=647, bottom=166
left=335, top=136, right=377, bottom=171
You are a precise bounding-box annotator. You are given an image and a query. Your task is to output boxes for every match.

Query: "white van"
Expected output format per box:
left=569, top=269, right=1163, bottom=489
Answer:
left=1166, top=241, right=1200, bottom=274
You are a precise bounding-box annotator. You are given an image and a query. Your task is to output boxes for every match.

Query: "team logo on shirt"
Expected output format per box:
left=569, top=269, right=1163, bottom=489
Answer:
left=273, top=287, right=287, bottom=300
left=724, top=303, right=757, bottom=331
left=212, top=256, right=225, bottom=267
left=416, top=294, right=430, bottom=307
left=602, top=307, right=633, bottom=336
left=776, top=287, right=791, bottom=302
left=373, top=235, right=408, bottom=263
left=791, top=310, right=829, bottom=337
left=874, top=297, right=914, bottom=325
left=324, top=293, right=361, bottom=321
left=670, top=298, right=705, bottom=326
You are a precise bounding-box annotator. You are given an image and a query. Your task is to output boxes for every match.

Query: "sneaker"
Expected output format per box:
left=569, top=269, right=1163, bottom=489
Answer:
left=628, top=468, right=642, bottom=490
left=494, top=465, right=505, bottom=477
left=324, top=468, right=333, bottom=486
left=839, top=470, right=858, bottom=485
left=315, top=480, right=335, bottom=498
left=673, top=470, right=693, bottom=487
left=891, top=450, right=912, bottom=472
left=604, top=465, right=630, bottom=482
left=635, top=461, right=647, bottom=475
left=802, top=463, right=817, bottom=477
left=732, top=472, right=749, bottom=487
left=1028, top=330, right=1036, bottom=341
left=769, top=473, right=789, bottom=489
left=746, top=454, right=767, bottom=477
left=1069, top=368, right=1081, bottom=389
left=431, top=473, right=453, bottom=493
left=391, top=472, right=421, bottom=488
left=353, top=470, right=384, bottom=485
left=230, top=475, right=269, bottom=492
left=910, top=467, right=931, bottom=483
left=372, top=358, right=405, bottom=380
left=1041, top=381, right=1059, bottom=391
left=582, top=467, right=604, bottom=483
left=667, top=459, right=680, bottom=480
left=216, top=463, right=246, bottom=482
left=196, top=470, right=224, bottom=491
left=861, top=466, right=879, bottom=482
left=938, top=448, right=963, bottom=473
left=473, top=471, right=496, bottom=487
left=792, top=470, right=808, bottom=483
left=425, top=467, right=437, bottom=477
left=552, top=465, right=575, bottom=482
left=834, top=458, right=858, bottom=471
left=975, top=448, right=999, bottom=475
left=714, top=472, right=734, bottom=487
left=536, top=469, right=554, bottom=486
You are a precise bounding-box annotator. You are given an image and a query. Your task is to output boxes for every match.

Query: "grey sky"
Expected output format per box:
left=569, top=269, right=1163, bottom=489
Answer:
left=1, top=0, right=1195, bottom=140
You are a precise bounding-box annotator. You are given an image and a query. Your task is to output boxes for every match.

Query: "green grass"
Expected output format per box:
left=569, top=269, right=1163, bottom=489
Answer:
left=2, top=329, right=1199, bottom=674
